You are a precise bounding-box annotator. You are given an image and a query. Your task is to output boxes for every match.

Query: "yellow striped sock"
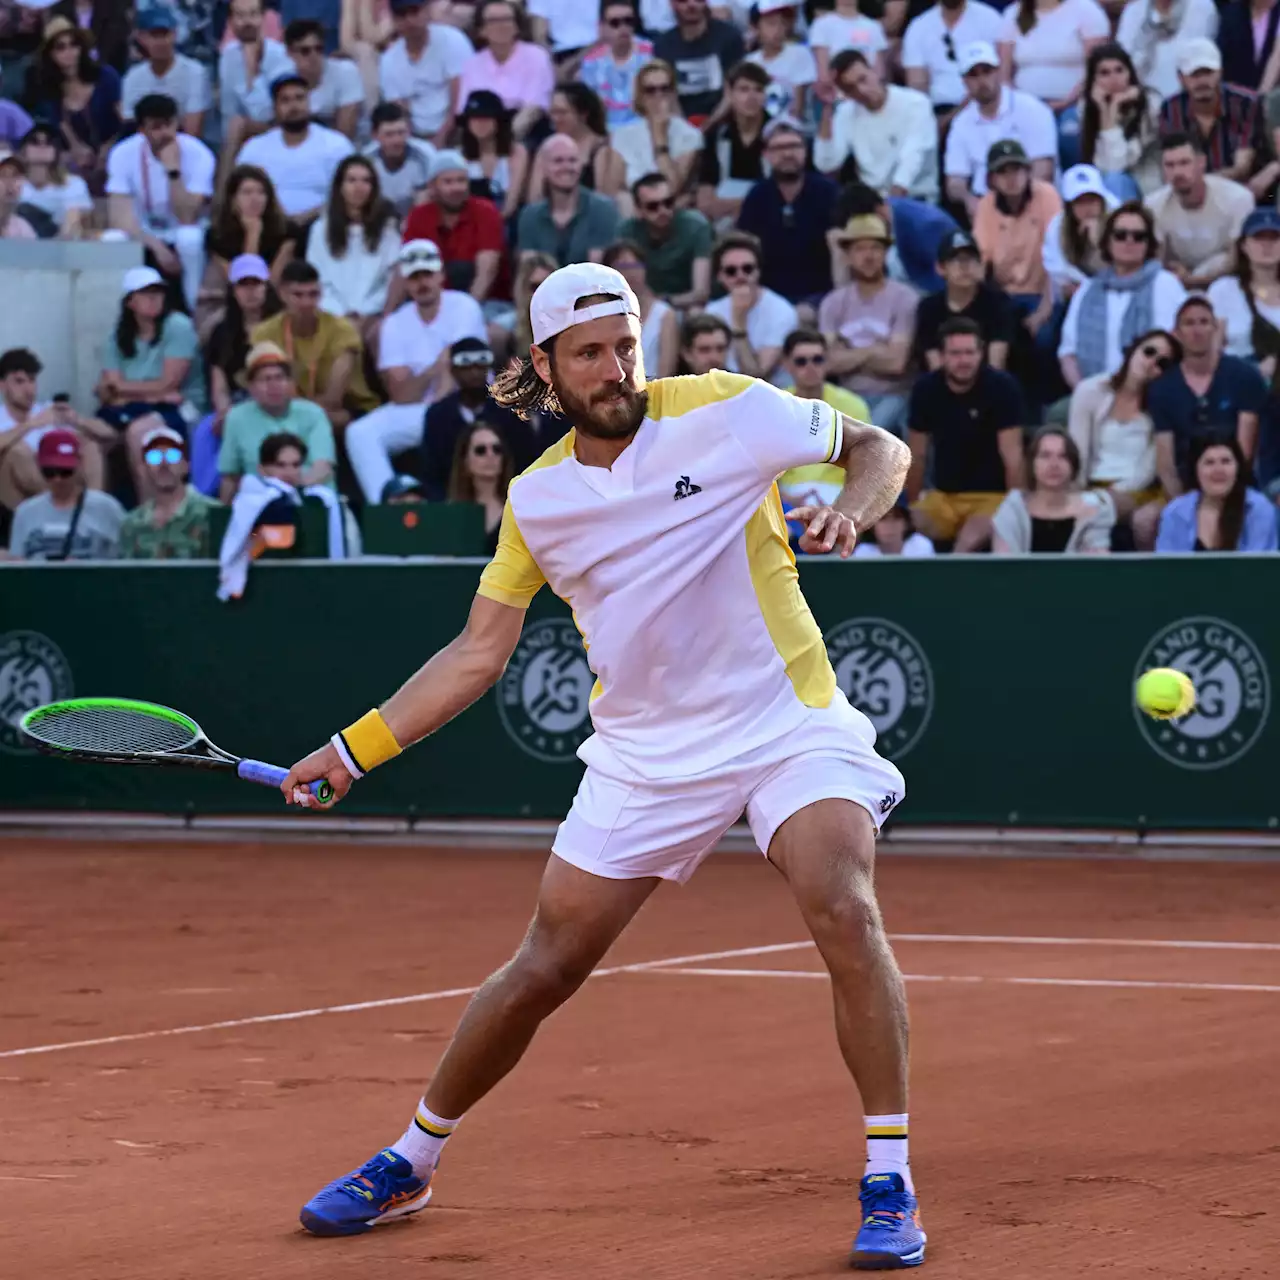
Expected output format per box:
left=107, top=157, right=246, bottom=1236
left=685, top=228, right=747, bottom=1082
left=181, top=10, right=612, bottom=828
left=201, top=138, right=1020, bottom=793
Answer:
left=390, top=1099, right=461, bottom=1176
left=865, top=1113, right=912, bottom=1192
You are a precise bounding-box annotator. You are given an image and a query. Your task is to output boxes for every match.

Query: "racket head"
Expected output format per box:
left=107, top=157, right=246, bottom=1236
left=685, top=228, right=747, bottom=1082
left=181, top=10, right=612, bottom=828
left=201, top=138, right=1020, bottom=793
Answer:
left=19, top=697, right=210, bottom=764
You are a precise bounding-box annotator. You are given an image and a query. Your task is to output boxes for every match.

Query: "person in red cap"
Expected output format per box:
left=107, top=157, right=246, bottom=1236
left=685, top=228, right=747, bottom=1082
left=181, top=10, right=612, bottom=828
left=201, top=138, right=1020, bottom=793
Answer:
left=4, top=428, right=125, bottom=560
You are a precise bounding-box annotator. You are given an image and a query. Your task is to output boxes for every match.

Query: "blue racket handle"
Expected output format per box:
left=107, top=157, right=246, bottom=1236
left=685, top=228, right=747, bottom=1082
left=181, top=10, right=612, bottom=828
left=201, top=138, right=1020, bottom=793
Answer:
left=237, top=759, right=334, bottom=804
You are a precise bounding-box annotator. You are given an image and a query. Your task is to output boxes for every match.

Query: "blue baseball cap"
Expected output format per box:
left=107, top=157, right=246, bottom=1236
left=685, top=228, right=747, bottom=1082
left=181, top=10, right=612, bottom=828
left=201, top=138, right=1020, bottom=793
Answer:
left=1242, top=207, right=1280, bottom=237
left=136, top=6, right=178, bottom=31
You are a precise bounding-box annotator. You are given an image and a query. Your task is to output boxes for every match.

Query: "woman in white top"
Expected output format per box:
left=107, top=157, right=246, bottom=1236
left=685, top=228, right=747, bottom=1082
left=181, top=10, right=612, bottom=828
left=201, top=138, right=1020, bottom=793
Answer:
left=459, top=87, right=528, bottom=218
left=602, top=239, right=678, bottom=378
left=609, top=59, right=703, bottom=198
left=1116, top=0, right=1219, bottom=101
left=17, top=123, right=92, bottom=238
left=1207, top=208, right=1280, bottom=365
left=992, top=427, right=1115, bottom=554
left=999, top=0, right=1111, bottom=168
left=1066, top=325, right=1178, bottom=546
left=1078, top=43, right=1162, bottom=199
left=305, top=156, right=401, bottom=340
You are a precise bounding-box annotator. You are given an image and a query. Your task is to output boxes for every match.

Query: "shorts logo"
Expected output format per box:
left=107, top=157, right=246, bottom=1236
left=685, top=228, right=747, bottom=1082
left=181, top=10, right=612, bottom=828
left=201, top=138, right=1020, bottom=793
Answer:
left=496, top=617, right=595, bottom=764
left=824, top=617, right=932, bottom=758
left=0, top=630, right=73, bottom=756
left=1133, top=616, right=1269, bottom=770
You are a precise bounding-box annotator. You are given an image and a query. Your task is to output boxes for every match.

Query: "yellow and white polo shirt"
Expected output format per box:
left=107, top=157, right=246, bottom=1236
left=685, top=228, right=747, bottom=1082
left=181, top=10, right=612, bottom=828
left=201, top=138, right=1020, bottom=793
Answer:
left=477, top=370, right=844, bottom=780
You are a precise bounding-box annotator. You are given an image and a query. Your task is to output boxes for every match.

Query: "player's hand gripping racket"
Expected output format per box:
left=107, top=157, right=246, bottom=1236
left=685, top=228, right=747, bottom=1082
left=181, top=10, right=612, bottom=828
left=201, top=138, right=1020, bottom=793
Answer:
left=19, top=698, right=333, bottom=804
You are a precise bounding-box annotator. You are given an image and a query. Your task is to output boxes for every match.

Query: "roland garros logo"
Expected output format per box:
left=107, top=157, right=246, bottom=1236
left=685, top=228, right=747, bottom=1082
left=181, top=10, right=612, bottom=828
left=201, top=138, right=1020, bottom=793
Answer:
left=496, top=617, right=595, bottom=763
left=0, top=630, right=73, bottom=755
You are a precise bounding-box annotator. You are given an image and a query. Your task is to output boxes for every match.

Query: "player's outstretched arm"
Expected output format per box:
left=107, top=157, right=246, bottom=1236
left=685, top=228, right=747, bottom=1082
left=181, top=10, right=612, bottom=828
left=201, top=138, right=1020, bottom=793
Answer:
left=790, top=415, right=911, bottom=557
left=280, top=594, right=526, bottom=807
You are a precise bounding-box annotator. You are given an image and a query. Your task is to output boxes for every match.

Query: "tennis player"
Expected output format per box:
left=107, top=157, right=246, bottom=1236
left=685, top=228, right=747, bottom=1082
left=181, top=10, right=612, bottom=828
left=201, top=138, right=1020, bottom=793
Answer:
left=282, top=263, right=925, bottom=1270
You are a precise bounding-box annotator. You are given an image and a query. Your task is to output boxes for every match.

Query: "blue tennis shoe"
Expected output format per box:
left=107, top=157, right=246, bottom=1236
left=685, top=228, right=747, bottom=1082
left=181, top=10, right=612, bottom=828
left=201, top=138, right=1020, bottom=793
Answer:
left=850, top=1172, right=926, bottom=1269
left=300, top=1149, right=432, bottom=1236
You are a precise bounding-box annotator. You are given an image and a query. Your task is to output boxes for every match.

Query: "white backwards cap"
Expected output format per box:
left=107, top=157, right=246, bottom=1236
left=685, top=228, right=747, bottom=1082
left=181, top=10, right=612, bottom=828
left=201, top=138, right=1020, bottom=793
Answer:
left=529, top=262, right=640, bottom=347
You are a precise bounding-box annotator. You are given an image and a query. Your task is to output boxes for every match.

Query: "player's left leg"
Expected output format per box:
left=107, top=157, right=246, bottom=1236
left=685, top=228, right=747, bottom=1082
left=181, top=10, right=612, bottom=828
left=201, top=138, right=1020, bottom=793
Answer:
left=767, top=799, right=925, bottom=1270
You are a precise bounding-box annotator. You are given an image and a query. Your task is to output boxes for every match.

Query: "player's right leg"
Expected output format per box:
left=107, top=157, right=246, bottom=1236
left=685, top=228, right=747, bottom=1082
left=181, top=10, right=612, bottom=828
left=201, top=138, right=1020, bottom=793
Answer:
left=298, top=855, right=658, bottom=1236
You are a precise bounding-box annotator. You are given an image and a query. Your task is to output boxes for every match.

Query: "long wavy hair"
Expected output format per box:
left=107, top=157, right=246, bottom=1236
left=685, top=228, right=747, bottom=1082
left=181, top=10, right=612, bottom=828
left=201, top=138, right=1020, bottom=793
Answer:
left=491, top=348, right=562, bottom=419
left=554, top=82, right=609, bottom=140
left=1108, top=328, right=1182, bottom=407
left=1080, top=43, right=1150, bottom=169
left=30, top=27, right=100, bottom=101
left=211, top=166, right=289, bottom=259
left=461, top=98, right=514, bottom=159
left=447, top=422, right=514, bottom=502
left=208, top=278, right=284, bottom=379
left=1189, top=436, right=1249, bottom=551
left=324, top=155, right=396, bottom=257
left=115, top=288, right=176, bottom=360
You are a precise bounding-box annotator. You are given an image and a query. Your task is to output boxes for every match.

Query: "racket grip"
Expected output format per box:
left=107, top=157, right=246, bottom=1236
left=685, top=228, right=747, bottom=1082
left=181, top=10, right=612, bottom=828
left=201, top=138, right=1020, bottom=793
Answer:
left=237, top=759, right=334, bottom=804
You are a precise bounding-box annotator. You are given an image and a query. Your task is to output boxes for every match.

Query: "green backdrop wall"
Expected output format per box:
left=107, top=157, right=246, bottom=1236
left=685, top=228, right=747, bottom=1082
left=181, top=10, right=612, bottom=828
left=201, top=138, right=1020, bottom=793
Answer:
left=2, top=558, right=1277, bottom=829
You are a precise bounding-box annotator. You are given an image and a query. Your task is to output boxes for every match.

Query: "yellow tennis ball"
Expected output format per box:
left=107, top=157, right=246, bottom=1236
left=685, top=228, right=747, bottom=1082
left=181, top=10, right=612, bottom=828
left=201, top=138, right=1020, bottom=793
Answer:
left=1136, top=668, right=1197, bottom=720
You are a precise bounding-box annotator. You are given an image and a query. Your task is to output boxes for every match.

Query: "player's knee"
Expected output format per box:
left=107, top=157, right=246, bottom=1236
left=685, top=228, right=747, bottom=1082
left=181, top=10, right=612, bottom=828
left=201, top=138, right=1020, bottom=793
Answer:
left=805, top=872, right=886, bottom=955
left=505, top=942, right=594, bottom=1014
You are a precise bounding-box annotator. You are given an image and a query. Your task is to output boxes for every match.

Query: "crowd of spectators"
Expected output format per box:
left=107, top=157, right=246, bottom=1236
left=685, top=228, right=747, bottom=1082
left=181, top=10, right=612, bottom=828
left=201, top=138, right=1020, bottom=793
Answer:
left=2, top=0, right=1280, bottom=564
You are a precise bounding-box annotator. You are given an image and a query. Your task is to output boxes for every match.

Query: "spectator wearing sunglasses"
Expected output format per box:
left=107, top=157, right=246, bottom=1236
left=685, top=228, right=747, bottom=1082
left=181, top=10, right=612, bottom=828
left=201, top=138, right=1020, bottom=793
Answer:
left=1067, top=327, right=1180, bottom=548
left=419, top=337, right=559, bottom=499
left=705, top=229, right=797, bottom=385
left=4, top=429, right=125, bottom=561
left=902, top=0, right=1004, bottom=117
left=117, top=426, right=217, bottom=559
left=1058, top=201, right=1186, bottom=387
left=286, top=18, right=364, bottom=139
left=776, top=328, right=869, bottom=515
left=1150, top=295, right=1267, bottom=501
left=580, top=1, right=656, bottom=129
left=447, top=421, right=512, bottom=553
left=617, top=172, right=711, bottom=307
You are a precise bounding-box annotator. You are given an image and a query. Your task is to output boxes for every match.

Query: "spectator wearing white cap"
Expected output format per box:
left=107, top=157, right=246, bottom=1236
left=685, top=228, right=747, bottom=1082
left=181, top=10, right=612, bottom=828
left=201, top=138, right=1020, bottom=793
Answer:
left=1041, top=162, right=1118, bottom=300
left=902, top=0, right=1004, bottom=116
left=218, top=341, right=336, bottom=501
left=286, top=18, right=365, bottom=139
left=1144, top=132, right=1254, bottom=291
left=236, top=73, right=355, bottom=223
left=944, top=41, right=1057, bottom=218
left=996, top=0, right=1110, bottom=171
left=106, top=94, right=215, bottom=309
left=515, top=133, right=621, bottom=266
left=121, top=6, right=211, bottom=137
left=743, top=1, right=814, bottom=120
left=344, top=239, right=487, bottom=503
left=305, top=155, right=403, bottom=343
left=118, top=425, right=218, bottom=559
left=96, top=266, right=205, bottom=501
left=402, top=149, right=509, bottom=310
left=1116, top=0, right=1219, bottom=102
left=4, top=429, right=125, bottom=561
left=1158, top=38, right=1266, bottom=190
left=379, top=0, right=473, bottom=145
left=814, top=49, right=937, bottom=202
left=364, top=102, right=437, bottom=217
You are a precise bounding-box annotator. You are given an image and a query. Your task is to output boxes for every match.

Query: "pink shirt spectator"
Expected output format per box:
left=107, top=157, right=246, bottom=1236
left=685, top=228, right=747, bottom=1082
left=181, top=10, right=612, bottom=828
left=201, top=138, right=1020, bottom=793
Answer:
left=2, top=214, right=36, bottom=239
left=455, top=40, right=555, bottom=112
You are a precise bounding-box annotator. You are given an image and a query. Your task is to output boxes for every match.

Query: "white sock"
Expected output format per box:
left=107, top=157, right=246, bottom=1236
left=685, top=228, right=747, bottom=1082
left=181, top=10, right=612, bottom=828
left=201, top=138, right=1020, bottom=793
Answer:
left=865, top=1113, right=913, bottom=1193
left=389, top=1099, right=461, bottom=1178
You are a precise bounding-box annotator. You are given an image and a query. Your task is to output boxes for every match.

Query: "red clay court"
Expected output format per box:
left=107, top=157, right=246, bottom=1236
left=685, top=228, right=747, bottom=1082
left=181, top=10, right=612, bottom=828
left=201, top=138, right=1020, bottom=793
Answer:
left=2, top=837, right=1278, bottom=1279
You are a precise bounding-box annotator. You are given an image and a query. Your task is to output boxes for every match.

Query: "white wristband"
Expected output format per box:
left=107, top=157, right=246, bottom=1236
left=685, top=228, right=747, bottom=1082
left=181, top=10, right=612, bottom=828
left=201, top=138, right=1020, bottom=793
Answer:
left=330, top=732, right=364, bottom=780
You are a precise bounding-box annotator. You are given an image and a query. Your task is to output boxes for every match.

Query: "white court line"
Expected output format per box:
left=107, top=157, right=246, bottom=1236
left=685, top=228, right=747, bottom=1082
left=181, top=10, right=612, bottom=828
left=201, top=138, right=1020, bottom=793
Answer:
left=643, top=968, right=1280, bottom=996
left=3, top=934, right=1275, bottom=1060
left=890, top=934, right=1280, bottom=952
left=0, top=942, right=810, bottom=1060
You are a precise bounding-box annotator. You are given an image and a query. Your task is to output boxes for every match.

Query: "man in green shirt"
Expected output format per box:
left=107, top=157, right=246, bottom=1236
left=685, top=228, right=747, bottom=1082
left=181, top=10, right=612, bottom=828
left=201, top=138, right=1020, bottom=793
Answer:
left=218, top=343, right=336, bottom=502
left=514, top=135, right=620, bottom=268
left=617, top=173, right=712, bottom=307
left=118, top=425, right=218, bottom=559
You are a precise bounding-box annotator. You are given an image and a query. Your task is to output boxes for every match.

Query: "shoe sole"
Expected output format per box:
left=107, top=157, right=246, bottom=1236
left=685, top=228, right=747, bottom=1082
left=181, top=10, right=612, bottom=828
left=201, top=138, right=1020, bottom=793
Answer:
left=300, top=1186, right=432, bottom=1237
left=850, top=1242, right=926, bottom=1270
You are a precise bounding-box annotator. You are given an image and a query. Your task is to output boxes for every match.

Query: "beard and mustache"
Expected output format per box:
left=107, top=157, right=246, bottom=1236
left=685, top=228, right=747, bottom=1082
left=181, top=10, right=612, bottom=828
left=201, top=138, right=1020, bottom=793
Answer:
left=553, top=377, right=649, bottom=440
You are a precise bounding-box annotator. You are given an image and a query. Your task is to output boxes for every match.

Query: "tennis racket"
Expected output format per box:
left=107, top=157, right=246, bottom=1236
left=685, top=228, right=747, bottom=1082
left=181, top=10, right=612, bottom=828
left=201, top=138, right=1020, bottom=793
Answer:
left=19, top=697, right=333, bottom=803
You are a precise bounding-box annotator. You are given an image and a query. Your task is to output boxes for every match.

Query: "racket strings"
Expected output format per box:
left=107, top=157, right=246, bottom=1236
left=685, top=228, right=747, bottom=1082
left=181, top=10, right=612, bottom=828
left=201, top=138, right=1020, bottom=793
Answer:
left=25, top=705, right=199, bottom=755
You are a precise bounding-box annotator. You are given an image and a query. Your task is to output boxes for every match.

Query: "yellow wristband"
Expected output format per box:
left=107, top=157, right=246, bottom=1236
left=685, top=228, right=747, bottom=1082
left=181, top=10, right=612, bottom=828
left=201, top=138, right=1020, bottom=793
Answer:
left=335, top=709, right=402, bottom=776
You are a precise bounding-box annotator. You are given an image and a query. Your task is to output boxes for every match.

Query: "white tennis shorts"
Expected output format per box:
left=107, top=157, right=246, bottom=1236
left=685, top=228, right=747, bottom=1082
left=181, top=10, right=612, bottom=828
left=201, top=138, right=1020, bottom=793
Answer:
left=551, top=691, right=905, bottom=884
